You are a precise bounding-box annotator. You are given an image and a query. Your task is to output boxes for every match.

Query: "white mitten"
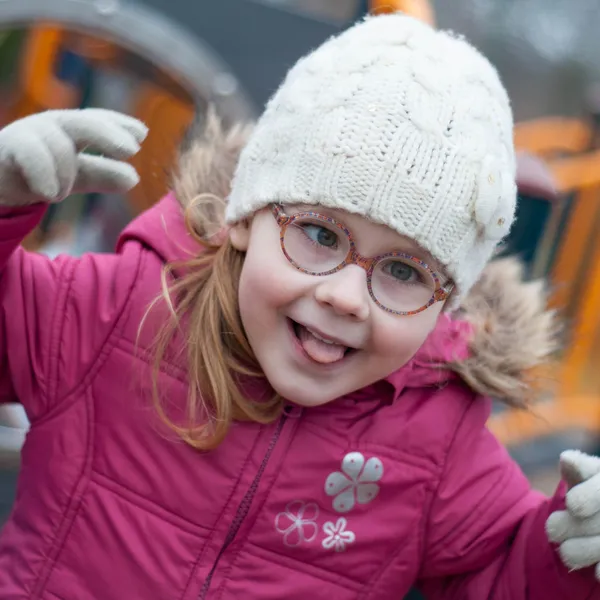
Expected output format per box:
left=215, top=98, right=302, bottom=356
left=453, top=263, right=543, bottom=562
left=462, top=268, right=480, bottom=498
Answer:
left=546, top=450, right=600, bottom=580
left=0, top=109, right=148, bottom=206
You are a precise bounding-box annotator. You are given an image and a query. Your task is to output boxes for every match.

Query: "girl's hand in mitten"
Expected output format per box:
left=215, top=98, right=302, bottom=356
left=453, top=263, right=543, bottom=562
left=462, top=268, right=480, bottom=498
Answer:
left=546, top=450, right=600, bottom=580
left=0, top=109, right=148, bottom=206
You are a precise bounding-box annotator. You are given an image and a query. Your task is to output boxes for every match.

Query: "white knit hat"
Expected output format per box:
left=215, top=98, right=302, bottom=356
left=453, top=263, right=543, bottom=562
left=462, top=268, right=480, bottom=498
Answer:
left=226, top=14, right=517, bottom=297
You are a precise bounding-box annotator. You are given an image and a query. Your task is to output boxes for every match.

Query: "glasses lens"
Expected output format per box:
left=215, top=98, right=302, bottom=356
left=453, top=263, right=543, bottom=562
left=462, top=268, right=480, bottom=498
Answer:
left=283, top=215, right=350, bottom=274
left=370, top=256, right=437, bottom=313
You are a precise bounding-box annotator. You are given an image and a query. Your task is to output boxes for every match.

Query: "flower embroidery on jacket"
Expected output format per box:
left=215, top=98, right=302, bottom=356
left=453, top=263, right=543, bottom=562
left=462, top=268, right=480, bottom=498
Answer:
left=275, top=500, right=319, bottom=547
left=322, top=517, right=356, bottom=552
left=325, top=452, right=383, bottom=513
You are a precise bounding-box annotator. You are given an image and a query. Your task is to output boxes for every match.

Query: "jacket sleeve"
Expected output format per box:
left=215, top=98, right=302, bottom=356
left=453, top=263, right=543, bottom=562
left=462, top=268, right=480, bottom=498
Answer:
left=416, top=397, right=600, bottom=600
left=0, top=204, right=141, bottom=423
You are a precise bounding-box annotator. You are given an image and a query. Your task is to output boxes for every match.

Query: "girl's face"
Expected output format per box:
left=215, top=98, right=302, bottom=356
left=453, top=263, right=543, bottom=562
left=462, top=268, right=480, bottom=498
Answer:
left=229, top=205, right=447, bottom=407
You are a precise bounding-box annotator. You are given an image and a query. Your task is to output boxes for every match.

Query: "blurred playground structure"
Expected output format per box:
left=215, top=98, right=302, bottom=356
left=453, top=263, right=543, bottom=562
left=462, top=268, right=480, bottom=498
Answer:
left=2, top=0, right=600, bottom=485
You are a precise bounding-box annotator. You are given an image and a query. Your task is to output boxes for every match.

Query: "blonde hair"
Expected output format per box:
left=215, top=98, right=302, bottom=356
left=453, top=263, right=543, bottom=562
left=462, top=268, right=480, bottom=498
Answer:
left=147, top=111, right=282, bottom=450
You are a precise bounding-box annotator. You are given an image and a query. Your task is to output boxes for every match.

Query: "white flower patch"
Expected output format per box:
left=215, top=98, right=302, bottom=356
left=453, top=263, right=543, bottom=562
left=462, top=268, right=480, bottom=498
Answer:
left=322, top=517, right=356, bottom=552
left=275, top=500, right=319, bottom=547
left=325, top=452, right=383, bottom=513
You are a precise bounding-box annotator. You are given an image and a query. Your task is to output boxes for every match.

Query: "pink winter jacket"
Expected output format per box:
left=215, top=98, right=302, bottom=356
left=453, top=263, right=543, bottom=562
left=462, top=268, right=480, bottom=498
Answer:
left=0, top=190, right=598, bottom=599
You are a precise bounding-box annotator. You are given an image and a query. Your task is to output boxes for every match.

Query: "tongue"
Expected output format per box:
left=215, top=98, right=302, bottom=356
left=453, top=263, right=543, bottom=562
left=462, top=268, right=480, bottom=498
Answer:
left=298, top=326, right=347, bottom=364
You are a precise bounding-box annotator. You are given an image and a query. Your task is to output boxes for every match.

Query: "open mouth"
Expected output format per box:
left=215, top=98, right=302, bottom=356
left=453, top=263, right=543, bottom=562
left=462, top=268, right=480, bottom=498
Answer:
left=290, top=319, right=355, bottom=365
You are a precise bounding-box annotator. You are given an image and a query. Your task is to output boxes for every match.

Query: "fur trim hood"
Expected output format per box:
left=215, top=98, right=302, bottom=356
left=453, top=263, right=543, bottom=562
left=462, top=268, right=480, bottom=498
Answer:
left=171, top=111, right=560, bottom=409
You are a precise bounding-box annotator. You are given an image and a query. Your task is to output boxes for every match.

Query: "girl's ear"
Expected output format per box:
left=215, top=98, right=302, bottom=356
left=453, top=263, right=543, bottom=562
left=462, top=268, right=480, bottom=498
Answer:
left=229, top=219, right=251, bottom=251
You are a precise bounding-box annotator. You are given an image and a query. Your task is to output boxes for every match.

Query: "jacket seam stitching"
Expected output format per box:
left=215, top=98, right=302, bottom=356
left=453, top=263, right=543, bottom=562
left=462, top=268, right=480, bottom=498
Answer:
left=26, top=259, right=77, bottom=597
left=242, top=541, right=364, bottom=590
left=358, top=483, right=429, bottom=600
left=419, top=393, right=478, bottom=571
left=116, top=337, right=188, bottom=382
left=294, top=422, right=443, bottom=468
left=30, top=387, right=95, bottom=597
left=35, top=249, right=147, bottom=429
left=44, top=260, right=77, bottom=406
left=91, top=470, right=214, bottom=536
left=57, top=249, right=147, bottom=404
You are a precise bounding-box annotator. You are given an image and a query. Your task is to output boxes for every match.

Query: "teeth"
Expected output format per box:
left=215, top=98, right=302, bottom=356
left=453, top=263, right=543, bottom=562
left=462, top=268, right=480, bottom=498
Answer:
left=306, top=327, right=340, bottom=346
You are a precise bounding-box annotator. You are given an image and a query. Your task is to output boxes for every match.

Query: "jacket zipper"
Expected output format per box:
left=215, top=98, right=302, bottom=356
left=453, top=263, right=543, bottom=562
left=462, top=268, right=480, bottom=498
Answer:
left=198, top=412, right=289, bottom=599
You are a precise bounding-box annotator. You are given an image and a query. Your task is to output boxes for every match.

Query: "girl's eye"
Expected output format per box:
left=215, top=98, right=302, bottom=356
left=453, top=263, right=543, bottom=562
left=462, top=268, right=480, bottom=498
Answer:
left=301, top=224, right=339, bottom=248
left=385, top=260, right=420, bottom=283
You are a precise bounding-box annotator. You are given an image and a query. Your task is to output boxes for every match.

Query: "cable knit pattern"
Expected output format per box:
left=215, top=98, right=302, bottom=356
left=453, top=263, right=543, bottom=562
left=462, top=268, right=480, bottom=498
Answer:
left=226, top=14, right=517, bottom=296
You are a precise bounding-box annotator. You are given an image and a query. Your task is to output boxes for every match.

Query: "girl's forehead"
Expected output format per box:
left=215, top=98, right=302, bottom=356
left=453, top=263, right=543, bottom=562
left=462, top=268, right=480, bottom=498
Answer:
left=289, top=203, right=444, bottom=272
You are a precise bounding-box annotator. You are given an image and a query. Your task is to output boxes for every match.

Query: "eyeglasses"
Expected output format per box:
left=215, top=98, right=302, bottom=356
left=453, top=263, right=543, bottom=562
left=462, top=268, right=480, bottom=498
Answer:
left=272, top=204, right=453, bottom=316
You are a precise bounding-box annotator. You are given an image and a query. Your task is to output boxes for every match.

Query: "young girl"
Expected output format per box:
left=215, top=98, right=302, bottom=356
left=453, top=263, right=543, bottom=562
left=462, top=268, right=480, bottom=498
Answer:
left=0, top=13, right=599, bottom=600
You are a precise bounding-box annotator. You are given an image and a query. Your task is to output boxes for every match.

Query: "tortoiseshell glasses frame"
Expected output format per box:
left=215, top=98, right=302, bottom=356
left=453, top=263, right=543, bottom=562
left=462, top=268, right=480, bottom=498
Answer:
left=271, top=204, right=453, bottom=316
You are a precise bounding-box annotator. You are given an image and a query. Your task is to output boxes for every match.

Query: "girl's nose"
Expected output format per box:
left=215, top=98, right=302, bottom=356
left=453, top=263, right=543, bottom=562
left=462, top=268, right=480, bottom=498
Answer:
left=314, top=265, right=370, bottom=321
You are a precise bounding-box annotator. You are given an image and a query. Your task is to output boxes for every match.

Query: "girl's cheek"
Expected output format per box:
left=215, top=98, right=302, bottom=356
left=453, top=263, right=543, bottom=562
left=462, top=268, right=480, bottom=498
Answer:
left=374, top=315, right=436, bottom=355
left=240, top=257, right=292, bottom=306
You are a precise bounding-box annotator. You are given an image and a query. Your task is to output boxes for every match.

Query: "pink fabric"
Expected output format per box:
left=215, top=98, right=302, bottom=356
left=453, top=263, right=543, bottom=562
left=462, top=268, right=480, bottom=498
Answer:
left=0, top=194, right=597, bottom=599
